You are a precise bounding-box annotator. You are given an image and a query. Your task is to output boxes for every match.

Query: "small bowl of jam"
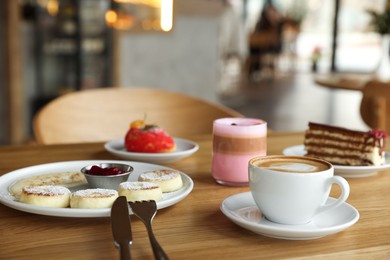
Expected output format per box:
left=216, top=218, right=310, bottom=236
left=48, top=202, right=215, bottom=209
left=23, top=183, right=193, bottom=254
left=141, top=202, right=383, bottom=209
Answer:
left=81, top=163, right=133, bottom=190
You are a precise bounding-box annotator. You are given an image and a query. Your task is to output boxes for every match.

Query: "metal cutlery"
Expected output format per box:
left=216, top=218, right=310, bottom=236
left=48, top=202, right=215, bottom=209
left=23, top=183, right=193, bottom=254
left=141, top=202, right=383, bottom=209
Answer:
left=129, top=200, right=169, bottom=260
left=111, top=196, right=132, bottom=260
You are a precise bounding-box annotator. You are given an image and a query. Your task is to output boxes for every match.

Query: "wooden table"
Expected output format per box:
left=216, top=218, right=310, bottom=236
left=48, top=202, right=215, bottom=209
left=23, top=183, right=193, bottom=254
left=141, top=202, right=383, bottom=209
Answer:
left=314, top=73, right=373, bottom=91
left=1, top=132, right=390, bottom=259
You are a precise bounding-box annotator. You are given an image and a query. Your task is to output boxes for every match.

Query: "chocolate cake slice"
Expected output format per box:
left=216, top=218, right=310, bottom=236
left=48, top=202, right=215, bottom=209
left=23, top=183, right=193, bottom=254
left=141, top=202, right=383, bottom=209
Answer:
left=304, top=122, right=387, bottom=166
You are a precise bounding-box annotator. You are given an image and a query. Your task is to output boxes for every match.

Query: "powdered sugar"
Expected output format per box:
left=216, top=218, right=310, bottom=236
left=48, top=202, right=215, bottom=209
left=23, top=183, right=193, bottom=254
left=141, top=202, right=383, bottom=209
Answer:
left=22, top=185, right=71, bottom=196
left=139, top=170, right=180, bottom=181
left=120, top=181, right=160, bottom=190
left=72, top=189, right=118, bottom=198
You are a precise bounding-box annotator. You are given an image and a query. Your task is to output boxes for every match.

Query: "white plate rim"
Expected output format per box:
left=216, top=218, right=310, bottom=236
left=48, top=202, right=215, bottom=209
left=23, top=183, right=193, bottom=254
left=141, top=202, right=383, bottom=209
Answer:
left=104, top=138, right=199, bottom=163
left=283, top=145, right=390, bottom=178
left=220, top=192, right=359, bottom=240
left=0, top=160, right=194, bottom=218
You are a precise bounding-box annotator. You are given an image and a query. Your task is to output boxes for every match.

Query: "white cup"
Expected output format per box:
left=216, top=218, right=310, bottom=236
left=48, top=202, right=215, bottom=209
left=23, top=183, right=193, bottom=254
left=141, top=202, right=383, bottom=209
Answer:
left=249, top=155, right=350, bottom=225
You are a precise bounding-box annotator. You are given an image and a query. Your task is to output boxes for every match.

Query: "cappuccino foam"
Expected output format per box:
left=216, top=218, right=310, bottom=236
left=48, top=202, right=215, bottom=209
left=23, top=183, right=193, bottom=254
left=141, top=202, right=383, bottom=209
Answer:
left=254, top=158, right=329, bottom=173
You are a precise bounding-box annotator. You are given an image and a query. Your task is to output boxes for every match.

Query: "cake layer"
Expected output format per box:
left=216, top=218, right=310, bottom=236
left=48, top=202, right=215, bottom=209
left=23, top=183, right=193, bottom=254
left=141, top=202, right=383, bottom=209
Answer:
left=138, top=170, right=183, bottom=192
left=70, top=188, right=118, bottom=208
left=119, top=181, right=162, bottom=202
left=304, top=122, right=386, bottom=166
left=20, top=185, right=71, bottom=208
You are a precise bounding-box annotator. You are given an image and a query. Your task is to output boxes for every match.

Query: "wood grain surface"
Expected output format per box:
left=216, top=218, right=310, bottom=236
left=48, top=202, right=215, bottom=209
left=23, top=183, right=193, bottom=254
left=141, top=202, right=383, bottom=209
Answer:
left=314, top=74, right=370, bottom=91
left=0, top=132, right=389, bottom=259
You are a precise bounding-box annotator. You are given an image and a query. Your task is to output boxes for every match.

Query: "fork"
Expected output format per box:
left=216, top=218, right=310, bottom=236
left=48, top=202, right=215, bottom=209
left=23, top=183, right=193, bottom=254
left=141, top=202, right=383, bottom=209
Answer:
left=129, top=200, right=169, bottom=260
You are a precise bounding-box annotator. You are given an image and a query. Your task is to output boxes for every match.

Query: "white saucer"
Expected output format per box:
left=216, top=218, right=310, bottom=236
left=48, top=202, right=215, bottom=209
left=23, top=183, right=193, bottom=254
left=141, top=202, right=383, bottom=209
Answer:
left=104, top=138, right=199, bottom=164
left=220, top=192, right=359, bottom=240
left=283, top=145, right=390, bottom=178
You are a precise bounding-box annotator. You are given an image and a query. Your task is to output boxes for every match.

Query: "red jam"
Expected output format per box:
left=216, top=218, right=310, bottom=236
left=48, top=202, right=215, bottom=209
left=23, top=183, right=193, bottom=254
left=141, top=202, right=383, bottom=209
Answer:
left=87, top=165, right=125, bottom=176
left=369, top=130, right=388, bottom=139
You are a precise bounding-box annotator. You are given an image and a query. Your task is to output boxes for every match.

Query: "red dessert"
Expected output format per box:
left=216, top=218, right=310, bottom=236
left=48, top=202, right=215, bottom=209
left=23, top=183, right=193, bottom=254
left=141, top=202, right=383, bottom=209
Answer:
left=124, top=120, right=176, bottom=153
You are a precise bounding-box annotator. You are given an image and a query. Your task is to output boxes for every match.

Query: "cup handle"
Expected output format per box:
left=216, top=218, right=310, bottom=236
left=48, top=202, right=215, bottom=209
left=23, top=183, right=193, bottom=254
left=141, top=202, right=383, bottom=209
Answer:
left=316, top=176, right=350, bottom=215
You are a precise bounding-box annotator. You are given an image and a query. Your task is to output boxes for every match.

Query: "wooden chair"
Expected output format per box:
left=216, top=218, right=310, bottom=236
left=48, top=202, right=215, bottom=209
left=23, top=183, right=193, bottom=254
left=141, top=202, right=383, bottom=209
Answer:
left=33, top=87, right=244, bottom=144
left=360, top=80, right=390, bottom=132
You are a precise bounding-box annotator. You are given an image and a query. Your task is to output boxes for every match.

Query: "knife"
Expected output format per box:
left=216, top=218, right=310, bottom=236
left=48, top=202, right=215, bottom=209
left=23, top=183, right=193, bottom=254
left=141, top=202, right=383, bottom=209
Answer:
left=111, top=196, right=132, bottom=260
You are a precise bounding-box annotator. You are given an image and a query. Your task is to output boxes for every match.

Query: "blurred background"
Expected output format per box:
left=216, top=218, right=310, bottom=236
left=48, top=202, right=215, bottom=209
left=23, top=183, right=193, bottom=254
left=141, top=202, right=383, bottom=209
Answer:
left=0, top=0, right=388, bottom=145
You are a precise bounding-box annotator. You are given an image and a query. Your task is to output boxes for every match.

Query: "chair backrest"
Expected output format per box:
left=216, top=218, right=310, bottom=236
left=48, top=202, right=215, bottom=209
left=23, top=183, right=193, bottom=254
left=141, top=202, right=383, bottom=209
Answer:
left=33, top=87, right=244, bottom=144
left=360, top=80, right=390, bottom=132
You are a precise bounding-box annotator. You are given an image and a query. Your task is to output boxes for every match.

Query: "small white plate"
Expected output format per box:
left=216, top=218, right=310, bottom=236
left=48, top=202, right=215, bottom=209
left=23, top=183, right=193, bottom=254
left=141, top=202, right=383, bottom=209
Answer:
left=283, top=145, right=390, bottom=178
left=220, top=192, right=359, bottom=240
left=104, top=138, right=199, bottom=164
left=0, top=160, right=193, bottom=218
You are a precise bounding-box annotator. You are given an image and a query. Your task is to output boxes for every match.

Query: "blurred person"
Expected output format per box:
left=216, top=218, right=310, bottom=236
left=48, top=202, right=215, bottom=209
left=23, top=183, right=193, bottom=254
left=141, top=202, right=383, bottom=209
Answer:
left=247, top=0, right=284, bottom=79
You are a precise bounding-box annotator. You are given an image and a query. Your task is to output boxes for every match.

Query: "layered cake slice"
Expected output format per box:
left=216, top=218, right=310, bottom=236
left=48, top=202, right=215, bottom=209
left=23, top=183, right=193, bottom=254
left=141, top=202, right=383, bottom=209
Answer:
left=304, top=122, right=387, bottom=166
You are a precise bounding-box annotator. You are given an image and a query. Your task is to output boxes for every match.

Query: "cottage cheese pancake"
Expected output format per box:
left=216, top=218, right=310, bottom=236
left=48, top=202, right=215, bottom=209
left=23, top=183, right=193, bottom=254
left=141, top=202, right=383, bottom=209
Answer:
left=70, top=189, right=118, bottom=208
left=119, top=182, right=162, bottom=202
left=10, top=172, right=87, bottom=199
left=20, top=185, right=71, bottom=208
left=138, top=170, right=183, bottom=192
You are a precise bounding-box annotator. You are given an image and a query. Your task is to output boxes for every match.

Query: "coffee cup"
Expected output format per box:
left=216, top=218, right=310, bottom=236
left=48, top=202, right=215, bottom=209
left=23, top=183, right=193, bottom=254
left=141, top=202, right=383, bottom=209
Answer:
left=212, top=118, right=267, bottom=186
left=249, top=155, right=350, bottom=225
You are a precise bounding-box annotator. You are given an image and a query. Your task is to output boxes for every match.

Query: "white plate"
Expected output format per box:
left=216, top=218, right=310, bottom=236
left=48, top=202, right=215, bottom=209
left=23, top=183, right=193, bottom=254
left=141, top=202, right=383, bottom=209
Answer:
left=283, top=145, right=390, bottom=178
left=104, top=138, right=199, bottom=164
left=220, top=192, right=359, bottom=240
left=0, top=160, right=193, bottom=218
